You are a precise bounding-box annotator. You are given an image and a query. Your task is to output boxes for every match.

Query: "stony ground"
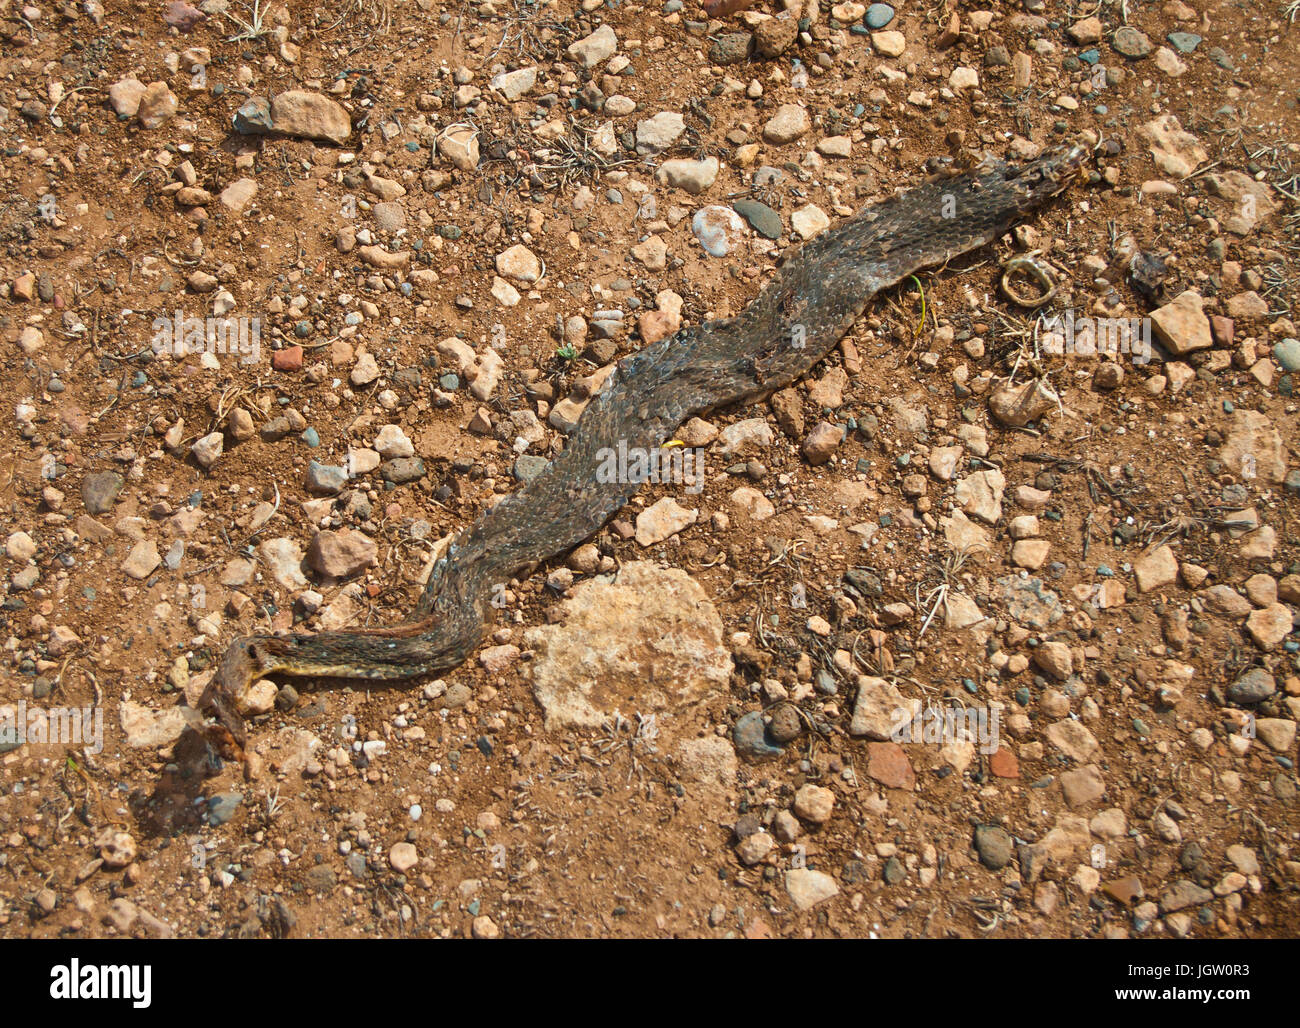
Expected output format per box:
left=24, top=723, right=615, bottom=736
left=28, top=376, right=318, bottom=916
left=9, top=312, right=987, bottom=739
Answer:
left=0, top=0, right=1298, bottom=939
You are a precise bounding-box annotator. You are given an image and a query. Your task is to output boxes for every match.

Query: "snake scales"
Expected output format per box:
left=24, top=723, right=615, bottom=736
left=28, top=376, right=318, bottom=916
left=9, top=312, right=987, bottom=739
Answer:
left=194, top=144, right=1087, bottom=760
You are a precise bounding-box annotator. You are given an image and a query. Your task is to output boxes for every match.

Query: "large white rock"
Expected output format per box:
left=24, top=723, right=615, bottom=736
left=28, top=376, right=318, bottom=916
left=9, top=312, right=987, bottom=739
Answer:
left=525, top=563, right=732, bottom=729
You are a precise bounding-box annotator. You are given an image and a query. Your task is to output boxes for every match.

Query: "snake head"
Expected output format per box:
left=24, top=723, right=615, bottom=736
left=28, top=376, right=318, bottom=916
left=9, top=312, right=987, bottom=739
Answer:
left=1007, top=144, right=1091, bottom=201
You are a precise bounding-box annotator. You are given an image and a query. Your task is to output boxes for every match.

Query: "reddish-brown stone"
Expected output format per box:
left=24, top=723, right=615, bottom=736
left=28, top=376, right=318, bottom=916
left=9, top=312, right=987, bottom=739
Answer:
left=1102, top=876, right=1144, bottom=907
left=866, top=742, right=915, bottom=790
left=1210, top=315, right=1234, bottom=347
left=990, top=747, right=1020, bottom=779
left=272, top=345, right=304, bottom=371
left=743, top=916, right=774, bottom=939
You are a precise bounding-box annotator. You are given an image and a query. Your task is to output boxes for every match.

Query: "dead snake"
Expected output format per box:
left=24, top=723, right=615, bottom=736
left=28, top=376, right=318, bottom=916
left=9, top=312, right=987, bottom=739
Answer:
left=193, top=144, right=1088, bottom=761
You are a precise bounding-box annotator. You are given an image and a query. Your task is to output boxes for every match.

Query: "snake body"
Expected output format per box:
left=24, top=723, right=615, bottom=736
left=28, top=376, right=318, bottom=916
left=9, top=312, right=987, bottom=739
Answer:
left=196, top=145, right=1087, bottom=758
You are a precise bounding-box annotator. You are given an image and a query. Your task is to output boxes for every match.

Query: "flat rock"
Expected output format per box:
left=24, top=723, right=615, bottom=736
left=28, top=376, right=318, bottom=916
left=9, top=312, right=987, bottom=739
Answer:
left=305, top=461, right=348, bottom=494
left=495, top=244, right=541, bottom=283
left=942, top=509, right=991, bottom=553
left=119, top=701, right=186, bottom=748
left=866, top=741, right=915, bottom=789
left=635, top=497, right=697, bottom=545
left=1134, top=545, right=1179, bottom=592
left=1151, top=290, right=1212, bottom=355
left=1246, top=604, right=1292, bottom=651
left=1219, top=410, right=1286, bottom=484
left=999, top=575, right=1063, bottom=629
left=717, top=418, right=774, bottom=455
left=1160, top=879, right=1213, bottom=914
left=850, top=676, right=920, bottom=739
left=790, top=203, right=830, bottom=239
left=82, top=471, right=124, bottom=514
left=635, top=111, right=685, bottom=152
left=191, top=432, right=223, bottom=469
left=108, top=77, right=146, bottom=117
left=793, top=783, right=835, bottom=823
left=1200, top=585, right=1252, bottom=617
left=675, top=736, right=738, bottom=790
left=1112, top=26, right=1153, bottom=57
left=1033, top=641, right=1073, bottom=680
left=1045, top=719, right=1100, bottom=762
left=871, top=30, right=906, bottom=56
left=121, top=540, right=161, bottom=580
left=785, top=868, right=839, bottom=910
left=1059, top=764, right=1106, bottom=808
left=658, top=157, right=719, bottom=194
left=137, top=82, right=177, bottom=129
left=1012, top=539, right=1051, bottom=570
left=974, top=825, right=1014, bottom=870
left=219, top=178, right=258, bottom=212
left=762, top=104, right=810, bottom=144
left=1140, top=113, right=1207, bottom=179
left=489, top=66, right=538, bottom=100
left=525, top=563, right=731, bottom=729
left=732, top=198, right=782, bottom=239
left=307, top=529, right=376, bottom=579
left=1068, top=16, right=1103, bottom=43
left=729, top=486, right=774, bottom=520
left=389, top=842, right=419, bottom=873
left=692, top=205, right=747, bottom=256
left=269, top=90, right=351, bottom=144
left=955, top=469, right=1005, bottom=524
left=1255, top=718, right=1296, bottom=752
left=437, top=125, right=480, bottom=171
left=1229, top=668, right=1276, bottom=704
left=259, top=537, right=308, bottom=590
left=989, top=378, right=1058, bottom=426
left=567, top=23, right=617, bottom=68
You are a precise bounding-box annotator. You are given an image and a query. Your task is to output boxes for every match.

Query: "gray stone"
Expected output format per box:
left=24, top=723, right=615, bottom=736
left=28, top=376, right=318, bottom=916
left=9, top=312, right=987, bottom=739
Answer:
left=732, top=198, right=782, bottom=239
left=381, top=457, right=426, bottom=484
left=1228, top=667, right=1276, bottom=704
left=305, top=865, right=337, bottom=891
left=1273, top=338, right=1300, bottom=372
left=305, top=461, right=347, bottom=494
left=82, top=471, right=124, bottom=514
left=206, top=792, right=243, bottom=827
left=998, top=575, right=1064, bottom=629
left=708, top=32, right=752, bottom=65
left=1112, top=26, right=1153, bottom=58
left=974, top=825, right=1014, bottom=870
left=1160, top=879, right=1213, bottom=913
left=734, top=710, right=783, bottom=760
left=514, top=456, right=550, bottom=482
left=232, top=96, right=273, bottom=134
left=866, top=3, right=894, bottom=29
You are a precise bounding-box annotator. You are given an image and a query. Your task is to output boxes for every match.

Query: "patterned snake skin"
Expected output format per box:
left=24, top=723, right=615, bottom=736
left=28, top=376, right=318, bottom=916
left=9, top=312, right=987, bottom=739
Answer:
left=194, top=144, right=1088, bottom=759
